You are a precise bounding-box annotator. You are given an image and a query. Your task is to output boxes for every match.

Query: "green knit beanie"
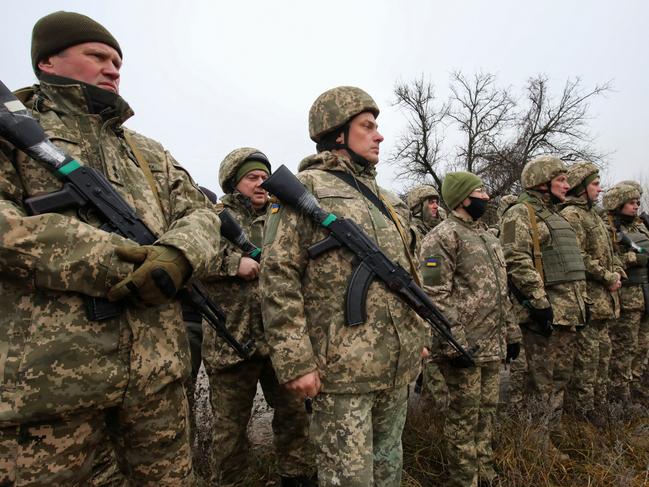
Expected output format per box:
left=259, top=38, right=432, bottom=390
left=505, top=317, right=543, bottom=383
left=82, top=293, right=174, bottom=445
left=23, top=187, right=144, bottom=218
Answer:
left=234, top=161, right=270, bottom=186
left=32, top=11, right=122, bottom=75
left=442, top=171, right=483, bottom=210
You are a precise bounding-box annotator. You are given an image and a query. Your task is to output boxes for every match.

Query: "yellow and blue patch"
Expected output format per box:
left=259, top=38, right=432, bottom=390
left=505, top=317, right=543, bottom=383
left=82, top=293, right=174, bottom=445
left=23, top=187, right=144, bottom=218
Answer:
left=271, top=202, right=281, bottom=214
left=425, top=257, right=439, bottom=268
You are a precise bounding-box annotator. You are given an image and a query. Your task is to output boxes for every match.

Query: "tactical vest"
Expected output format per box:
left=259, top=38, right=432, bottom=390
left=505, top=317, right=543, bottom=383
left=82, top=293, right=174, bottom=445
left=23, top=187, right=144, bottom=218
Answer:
left=536, top=207, right=586, bottom=285
left=625, top=232, right=649, bottom=285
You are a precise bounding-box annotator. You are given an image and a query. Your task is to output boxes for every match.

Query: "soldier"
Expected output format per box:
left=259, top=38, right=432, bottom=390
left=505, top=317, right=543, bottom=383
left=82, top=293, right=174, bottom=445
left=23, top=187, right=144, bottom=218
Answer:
left=499, top=156, right=588, bottom=454
left=407, top=185, right=448, bottom=404
left=201, top=148, right=315, bottom=486
left=421, top=172, right=520, bottom=487
left=0, top=11, right=220, bottom=485
left=603, top=183, right=649, bottom=404
left=561, top=162, right=621, bottom=417
left=260, top=86, right=429, bottom=487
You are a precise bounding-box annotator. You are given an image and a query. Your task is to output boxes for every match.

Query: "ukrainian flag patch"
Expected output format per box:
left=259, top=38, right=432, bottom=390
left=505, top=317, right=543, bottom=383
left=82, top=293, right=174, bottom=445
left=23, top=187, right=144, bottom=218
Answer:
left=271, top=202, right=281, bottom=214
left=425, top=257, right=439, bottom=267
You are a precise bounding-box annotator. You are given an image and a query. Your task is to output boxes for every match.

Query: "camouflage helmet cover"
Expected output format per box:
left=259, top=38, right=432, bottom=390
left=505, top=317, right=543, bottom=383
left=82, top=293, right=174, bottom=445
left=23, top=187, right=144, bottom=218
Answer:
left=602, top=183, right=641, bottom=211
left=521, top=155, right=567, bottom=189
left=617, top=180, right=643, bottom=196
left=406, top=185, right=439, bottom=211
left=308, top=86, right=380, bottom=142
left=566, top=161, right=599, bottom=191
left=218, top=147, right=271, bottom=194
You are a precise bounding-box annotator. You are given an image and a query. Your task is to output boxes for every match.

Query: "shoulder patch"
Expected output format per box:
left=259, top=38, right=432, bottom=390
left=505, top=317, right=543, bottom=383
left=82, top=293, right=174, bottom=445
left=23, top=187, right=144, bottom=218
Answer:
left=422, top=255, right=443, bottom=286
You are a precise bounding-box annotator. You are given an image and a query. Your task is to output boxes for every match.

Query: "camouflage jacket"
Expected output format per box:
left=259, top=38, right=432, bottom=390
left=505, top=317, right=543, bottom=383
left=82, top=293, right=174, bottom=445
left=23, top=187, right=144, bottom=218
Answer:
left=421, top=212, right=520, bottom=364
left=202, top=192, right=268, bottom=369
left=607, top=216, right=649, bottom=313
left=560, top=197, right=621, bottom=321
left=0, top=80, right=219, bottom=425
left=260, top=152, right=429, bottom=394
left=409, top=208, right=446, bottom=257
left=500, top=190, right=587, bottom=327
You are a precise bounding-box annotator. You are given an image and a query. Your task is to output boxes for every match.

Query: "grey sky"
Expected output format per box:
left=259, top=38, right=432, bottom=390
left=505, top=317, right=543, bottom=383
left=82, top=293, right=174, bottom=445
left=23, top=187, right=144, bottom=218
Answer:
left=3, top=0, right=647, bottom=196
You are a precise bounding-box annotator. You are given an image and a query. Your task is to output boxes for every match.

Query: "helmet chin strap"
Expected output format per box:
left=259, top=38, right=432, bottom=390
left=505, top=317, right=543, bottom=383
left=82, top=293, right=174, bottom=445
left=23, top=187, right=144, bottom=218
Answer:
left=316, top=124, right=373, bottom=167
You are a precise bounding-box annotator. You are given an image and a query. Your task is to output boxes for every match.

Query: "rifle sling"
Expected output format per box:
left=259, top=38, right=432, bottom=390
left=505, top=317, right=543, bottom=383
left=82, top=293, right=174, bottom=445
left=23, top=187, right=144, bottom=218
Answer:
left=327, top=170, right=422, bottom=286
left=523, top=202, right=545, bottom=282
left=123, top=130, right=165, bottom=220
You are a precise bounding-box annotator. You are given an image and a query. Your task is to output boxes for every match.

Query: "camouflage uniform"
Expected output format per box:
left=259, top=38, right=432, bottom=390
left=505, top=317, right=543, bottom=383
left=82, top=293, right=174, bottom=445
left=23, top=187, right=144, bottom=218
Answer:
left=422, top=208, right=520, bottom=487
left=261, top=151, right=428, bottom=487
left=0, top=78, right=219, bottom=485
left=202, top=148, right=313, bottom=485
left=560, top=162, right=621, bottom=414
left=500, top=157, right=588, bottom=439
left=603, top=183, right=649, bottom=403
left=407, top=185, right=448, bottom=407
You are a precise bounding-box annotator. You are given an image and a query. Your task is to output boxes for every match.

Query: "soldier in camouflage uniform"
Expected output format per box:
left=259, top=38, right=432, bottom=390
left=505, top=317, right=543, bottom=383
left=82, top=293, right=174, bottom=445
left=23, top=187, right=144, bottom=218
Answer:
left=603, top=183, right=649, bottom=404
left=260, top=86, right=429, bottom=487
left=407, top=185, right=448, bottom=405
left=0, top=12, right=220, bottom=485
left=201, top=148, right=315, bottom=486
left=421, top=172, right=520, bottom=487
left=561, top=162, right=622, bottom=417
left=499, top=156, right=588, bottom=453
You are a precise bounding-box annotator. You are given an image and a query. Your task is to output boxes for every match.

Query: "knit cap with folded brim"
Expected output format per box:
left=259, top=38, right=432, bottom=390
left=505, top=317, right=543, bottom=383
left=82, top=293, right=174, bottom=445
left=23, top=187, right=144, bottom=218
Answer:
left=442, top=171, right=483, bottom=210
left=31, top=11, right=122, bottom=74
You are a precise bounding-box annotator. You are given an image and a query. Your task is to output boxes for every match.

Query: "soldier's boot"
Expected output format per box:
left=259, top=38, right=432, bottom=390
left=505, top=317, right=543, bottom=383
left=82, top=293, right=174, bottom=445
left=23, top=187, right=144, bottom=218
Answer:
left=280, top=474, right=318, bottom=487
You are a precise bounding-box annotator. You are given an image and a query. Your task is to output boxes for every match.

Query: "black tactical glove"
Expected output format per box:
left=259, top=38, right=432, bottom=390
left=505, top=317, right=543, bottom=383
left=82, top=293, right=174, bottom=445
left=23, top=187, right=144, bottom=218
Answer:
left=528, top=306, right=554, bottom=337
left=506, top=343, right=521, bottom=363
left=448, top=354, right=474, bottom=369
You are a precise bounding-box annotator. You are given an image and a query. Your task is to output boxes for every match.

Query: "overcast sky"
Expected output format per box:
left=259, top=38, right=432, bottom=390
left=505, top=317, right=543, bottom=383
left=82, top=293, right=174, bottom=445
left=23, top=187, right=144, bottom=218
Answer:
left=3, top=1, right=647, bottom=196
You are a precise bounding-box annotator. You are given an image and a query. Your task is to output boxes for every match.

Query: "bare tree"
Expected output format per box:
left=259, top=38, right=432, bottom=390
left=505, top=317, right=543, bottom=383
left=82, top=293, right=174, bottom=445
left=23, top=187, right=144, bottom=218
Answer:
left=388, top=76, right=449, bottom=192
left=390, top=73, right=612, bottom=199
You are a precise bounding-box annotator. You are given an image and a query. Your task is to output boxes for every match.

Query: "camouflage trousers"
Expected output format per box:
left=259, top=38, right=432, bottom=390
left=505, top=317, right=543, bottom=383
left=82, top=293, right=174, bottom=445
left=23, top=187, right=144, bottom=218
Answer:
left=204, top=355, right=314, bottom=485
left=0, top=380, right=193, bottom=486
left=608, top=312, right=641, bottom=403
left=566, top=319, right=611, bottom=414
left=521, top=325, right=576, bottom=434
left=506, top=343, right=529, bottom=406
left=439, top=361, right=500, bottom=487
left=310, top=386, right=408, bottom=487
left=419, top=360, right=449, bottom=409
left=183, top=320, right=203, bottom=460
left=625, top=311, right=649, bottom=402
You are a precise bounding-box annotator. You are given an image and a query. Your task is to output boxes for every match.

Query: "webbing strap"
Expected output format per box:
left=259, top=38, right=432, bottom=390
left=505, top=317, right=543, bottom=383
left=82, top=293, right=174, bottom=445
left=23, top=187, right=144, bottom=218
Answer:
left=524, top=202, right=545, bottom=282
left=123, top=130, right=165, bottom=217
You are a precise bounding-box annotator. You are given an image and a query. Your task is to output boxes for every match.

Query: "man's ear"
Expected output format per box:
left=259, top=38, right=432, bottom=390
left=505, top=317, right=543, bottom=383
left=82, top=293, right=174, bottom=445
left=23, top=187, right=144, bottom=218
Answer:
left=335, top=131, right=345, bottom=145
left=37, top=57, right=55, bottom=75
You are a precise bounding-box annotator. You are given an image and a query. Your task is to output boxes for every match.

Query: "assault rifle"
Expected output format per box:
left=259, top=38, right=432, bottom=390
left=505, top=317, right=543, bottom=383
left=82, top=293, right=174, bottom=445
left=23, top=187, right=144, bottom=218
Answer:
left=0, top=79, right=252, bottom=360
left=218, top=209, right=261, bottom=262
left=261, top=165, right=474, bottom=364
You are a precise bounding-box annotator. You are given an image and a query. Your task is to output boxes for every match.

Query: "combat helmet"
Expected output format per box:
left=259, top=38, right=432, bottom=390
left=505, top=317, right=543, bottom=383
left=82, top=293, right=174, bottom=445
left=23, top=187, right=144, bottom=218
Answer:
left=219, top=147, right=271, bottom=194
left=406, top=185, right=439, bottom=213
left=308, top=86, right=379, bottom=143
left=566, top=161, right=599, bottom=195
left=603, top=182, right=641, bottom=211
left=521, top=155, right=567, bottom=189
left=617, top=180, right=643, bottom=196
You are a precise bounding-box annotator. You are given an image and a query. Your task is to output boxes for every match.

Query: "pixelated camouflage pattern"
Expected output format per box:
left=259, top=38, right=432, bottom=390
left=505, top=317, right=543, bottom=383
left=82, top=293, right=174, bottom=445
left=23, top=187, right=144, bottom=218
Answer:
left=603, top=183, right=641, bottom=211
left=420, top=212, right=520, bottom=363
left=309, top=387, right=408, bottom=487
left=0, top=80, right=219, bottom=425
left=202, top=192, right=269, bottom=369
left=260, top=151, right=429, bottom=393
left=560, top=197, right=621, bottom=320
left=499, top=190, right=588, bottom=326
left=439, top=361, right=500, bottom=487
left=610, top=216, right=649, bottom=313
left=308, top=86, right=379, bottom=142
left=1, top=381, right=193, bottom=486
left=520, top=155, right=566, bottom=189
left=218, top=147, right=271, bottom=194
left=565, top=161, right=599, bottom=192
left=203, top=356, right=313, bottom=484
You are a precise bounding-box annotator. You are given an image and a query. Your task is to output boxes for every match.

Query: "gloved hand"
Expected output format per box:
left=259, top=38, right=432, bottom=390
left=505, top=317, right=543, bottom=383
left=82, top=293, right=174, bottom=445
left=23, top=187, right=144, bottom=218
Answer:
left=506, top=343, right=521, bottom=363
left=448, top=354, right=474, bottom=368
left=528, top=306, right=553, bottom=337
left=108, top=245, right=192, bottom=305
